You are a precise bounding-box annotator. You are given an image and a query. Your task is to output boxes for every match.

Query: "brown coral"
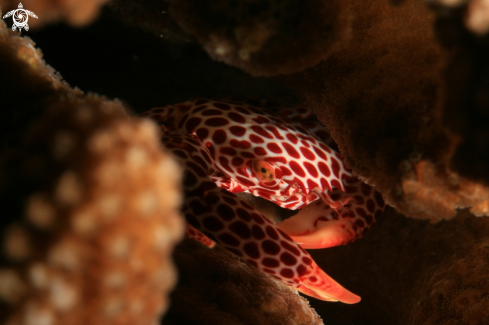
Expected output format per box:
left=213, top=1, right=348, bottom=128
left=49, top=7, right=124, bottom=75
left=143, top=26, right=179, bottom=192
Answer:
left=110, top=0, right=350, bottom=76
left=163, top=238, right=323, bottom=325
left=0, top=19, right=184, bottom=325
left=282, top=0, right=489, bottom=221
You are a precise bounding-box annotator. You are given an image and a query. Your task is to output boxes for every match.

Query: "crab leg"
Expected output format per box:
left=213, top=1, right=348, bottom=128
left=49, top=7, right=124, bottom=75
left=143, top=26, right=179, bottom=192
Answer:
left=186, top=224, right=215, bottom=248
left=183, top=185, right=360, bottom=304
left=277, top=180, right=386, bottom=249
left=163, top=132, right=360, bottom=303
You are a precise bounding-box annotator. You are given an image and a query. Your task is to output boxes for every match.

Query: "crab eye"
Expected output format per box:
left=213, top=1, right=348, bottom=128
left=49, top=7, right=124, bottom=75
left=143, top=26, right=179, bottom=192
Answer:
left=252, top=160, right=276, bottom=182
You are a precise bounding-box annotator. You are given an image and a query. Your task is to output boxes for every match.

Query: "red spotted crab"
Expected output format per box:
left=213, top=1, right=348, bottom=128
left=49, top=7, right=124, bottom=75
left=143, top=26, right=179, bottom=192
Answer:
left=141, top=98, right=385, bottom=303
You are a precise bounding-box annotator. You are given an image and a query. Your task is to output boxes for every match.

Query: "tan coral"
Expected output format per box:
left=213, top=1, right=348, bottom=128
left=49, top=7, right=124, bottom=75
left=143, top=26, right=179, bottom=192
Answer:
left=0, top=19, right=184, bottom=325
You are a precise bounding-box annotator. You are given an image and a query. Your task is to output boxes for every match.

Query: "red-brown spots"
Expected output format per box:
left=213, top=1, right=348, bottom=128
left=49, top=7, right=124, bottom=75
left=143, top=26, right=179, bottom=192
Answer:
left=280, top=252, right=297, bottom=266
left=236, top=176, right=256, bottom=187
left=204, top=192, right=220, bottom=205
left=220, top=147, right=237, bottom=156
left=307, top=179, right=319, bottom=190
left=265, top=156, right=287, bottom=164
left=229, top=221, right=251, bottom=239
left=205, top=117, right=229, bottom=127
left=219, top=156, right=233, bottom=173
left=222, top=196, right=237, bottom=206
left=281, top=241, right=301, bottom=256
left=192, top=105, right=207, bottom=114
left=189, top=200, right=212, bottom=215
left=309, top=276, right=317, bottom=282
left=331, top=180, right=342, bottom=190
left=301, top=140, right=312, bottom=148
left=228, top=112, right=246, bottom=123
left=265, top=126, right=284, bottom=139
left=230, top=126, right=246, bottom=137
left=202, top=109, right=223, bottom=116
left=251, top=213, right=265, bottom=225
left=302, top=257, right=313, bottom=265
left=242, top=152, right=255, bottom=159
left=297, top=264, right=309, bottom=277
left=251, top=125, right=273, bottom=139
left=331, top=157, right=341, bottom=178
left=252, top=115, right=270, bottom=124
left=266, top=143, right=282, bottom=154
left=250, top=134, right=264, bottom=144
left=243, top=242, right=260, bottom=259
left=262, top=240, right=280, bottom=255
left=212, top=129, right=227, bottom=144
left=355, top=207, right=367, bottom=217
left=178, top=113, right=190, bottom=129
left=230, top=139, right=251, bottom=149
left=235, top=106, right=250, bottom=115
left=320, top=178, right=330, bottom=190
left=252, top=225, right=266, bottom=239
left=289, top=161, right=306, bottom=177
left=235, top=208, right=251, bottom=222
left=254, top=147, right=267, bottom=156
left=312, top=146, right=327, bottom=160
left=218, top=233, right=240, bottom=247
left=217, top=204, right=235, bottom=221
left=266, top=226, right=279, bottom=240
left=354, top=195, right=365, bottom=204
left=213, top=102, right=231, bottom=110
left=276, top=124, right=288, bottom=131
left=185, top=117, right=202, bottom=132
left=262, top=258, right=279, bottom=268
left=375, top=191, right=385, bottom=207
left=186, top=161, right=207, bottom=178
left=203, top=217, right=224, bottom=232
left=232, top=157, right=244, bottom=166
left=280, top=269, right=294, bottom=278
left=200, top=150, right=212, bottom=164
left=355, top=219, right=365, bottom=228
left=300, top=147, right=315, bottom=161
left=319, top=142, right=332, bottom=153
left=366, top=199, right=375, bottom=213
left=280, top=166, right=293, bottom=177
left=286, top=133, right=298, bottom=144
left=282, top=142, right=300, bottom=159
left=303, top=162, right=318, bottom=178
left=318, top=162, right=331, bottom=177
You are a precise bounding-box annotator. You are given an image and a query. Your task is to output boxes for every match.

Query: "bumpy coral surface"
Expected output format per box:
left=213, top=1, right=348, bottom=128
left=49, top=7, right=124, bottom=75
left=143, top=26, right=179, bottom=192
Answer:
left=282, top=0, right=489, bottom=221
left=110, top=0, right=350, bottom=76
left=0, top=20, right=184, bottom=325
left=163, top=238, right=323, bottom=325
left=0, top=0, right=110, bottom=27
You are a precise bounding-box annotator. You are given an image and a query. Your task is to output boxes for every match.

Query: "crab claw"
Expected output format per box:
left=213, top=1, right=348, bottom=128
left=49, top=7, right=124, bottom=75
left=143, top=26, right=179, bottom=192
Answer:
left=277, top=180, right=386, bottom=249
left=277, top=199, right=356, bottom=249
left=296, top=261, right=361, bottom=304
